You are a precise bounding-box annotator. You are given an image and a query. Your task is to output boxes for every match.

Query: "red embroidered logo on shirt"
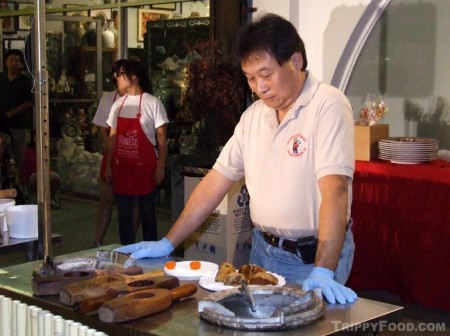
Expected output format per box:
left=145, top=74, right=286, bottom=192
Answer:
left=287, top=133, right=307, bottom=157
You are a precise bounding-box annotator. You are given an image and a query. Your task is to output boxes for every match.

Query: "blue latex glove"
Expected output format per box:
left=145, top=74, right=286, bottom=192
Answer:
left=302, top=267, right=358, bottom=304
left=114, top=237, right=174, bottom=260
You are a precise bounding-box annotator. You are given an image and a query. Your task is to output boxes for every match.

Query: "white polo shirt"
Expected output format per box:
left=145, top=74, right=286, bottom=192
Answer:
left=214, top=72, right=354, bottom=239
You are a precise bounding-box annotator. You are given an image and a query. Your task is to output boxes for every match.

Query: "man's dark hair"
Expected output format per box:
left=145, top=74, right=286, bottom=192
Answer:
left=233, top=13, right=307, bottom=70
left=4, top=49, right=25, bottom=64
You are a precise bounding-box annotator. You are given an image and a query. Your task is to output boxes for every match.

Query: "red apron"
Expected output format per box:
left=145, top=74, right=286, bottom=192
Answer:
left=111, top=94, right=157, bottom=195
left=100, top=90, right=119, bottom=181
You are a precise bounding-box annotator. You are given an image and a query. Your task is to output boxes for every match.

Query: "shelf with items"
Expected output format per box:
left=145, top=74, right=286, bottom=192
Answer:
left=81, top=47, right=118, bottom=97
left=143, top=1, right=249, bottom=166
left=48, top=98, right=104, bottom=200
left=44, top=16, right=111, bottom=155
left=49, top=100, right=100, bottom=152
left=45, top=15, right=105, bottom=101
left=49, top=99, right=98, bottom=104
left=144, top=17, right=210, bottom=121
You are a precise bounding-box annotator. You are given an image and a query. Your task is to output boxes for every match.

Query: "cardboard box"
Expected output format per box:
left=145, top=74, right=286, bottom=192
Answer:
left=355, top=124, right=389, bottom=161
left=184, top=176, right=252, bottom=268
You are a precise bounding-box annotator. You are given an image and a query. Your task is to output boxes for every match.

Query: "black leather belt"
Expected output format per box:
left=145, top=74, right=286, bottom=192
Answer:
left=262, top=232, right=298, bottom=254
left=262, top=222, right=349, bottom=257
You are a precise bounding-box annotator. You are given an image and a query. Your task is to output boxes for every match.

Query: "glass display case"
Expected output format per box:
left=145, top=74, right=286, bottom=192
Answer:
left=43, top=16, right=107, bottom=152
left=144, top=16, right=211, bottom=121
left=81, top=47, right=118, bottom=98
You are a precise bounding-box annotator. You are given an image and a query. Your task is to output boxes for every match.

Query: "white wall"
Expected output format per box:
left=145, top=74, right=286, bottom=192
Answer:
left=252, top=0, right=371, bottom=83
left=253, top=0, right=450, bottom=147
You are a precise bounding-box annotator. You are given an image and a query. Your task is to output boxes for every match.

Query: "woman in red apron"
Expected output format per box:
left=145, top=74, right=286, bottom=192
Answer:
left=105, top=60, right=168, bottom=245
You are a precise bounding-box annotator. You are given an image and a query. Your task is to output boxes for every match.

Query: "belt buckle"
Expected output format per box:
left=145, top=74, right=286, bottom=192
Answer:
left=271, top=236, right=276, bottom=245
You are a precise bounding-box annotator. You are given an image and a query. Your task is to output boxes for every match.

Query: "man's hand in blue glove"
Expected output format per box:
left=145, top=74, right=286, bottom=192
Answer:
left=114, top=237, right=174, bottom=260
left=302, top=267, right=357, bottom=304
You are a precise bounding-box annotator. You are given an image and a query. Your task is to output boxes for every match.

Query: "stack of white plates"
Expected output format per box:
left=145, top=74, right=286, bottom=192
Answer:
left=378, top=137, right=439, bottom=164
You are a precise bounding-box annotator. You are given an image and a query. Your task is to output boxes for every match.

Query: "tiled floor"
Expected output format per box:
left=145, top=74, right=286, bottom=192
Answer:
left=1, top=195, right=449, bottom=335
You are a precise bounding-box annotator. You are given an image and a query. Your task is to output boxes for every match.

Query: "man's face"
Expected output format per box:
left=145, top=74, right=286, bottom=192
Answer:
left=241, top=51, right=302, bottom=111
left=5, top=54, right=23, bottom=74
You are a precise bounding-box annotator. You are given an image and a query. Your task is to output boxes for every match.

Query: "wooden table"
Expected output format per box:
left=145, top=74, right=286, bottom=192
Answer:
left=348, top=159, right=450, bottom=311
left=0, top=246, right=403, bottom=335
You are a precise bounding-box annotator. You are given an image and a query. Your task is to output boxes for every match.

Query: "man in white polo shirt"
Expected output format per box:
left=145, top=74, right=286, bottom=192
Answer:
left=115, top=13, right=357, bottom=305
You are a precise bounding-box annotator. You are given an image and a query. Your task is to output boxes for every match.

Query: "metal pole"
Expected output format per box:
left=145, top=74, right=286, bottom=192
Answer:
left=34, top=0, right=53, bottom=271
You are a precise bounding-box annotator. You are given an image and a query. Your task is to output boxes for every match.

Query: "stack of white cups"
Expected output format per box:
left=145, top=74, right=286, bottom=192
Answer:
left=0, top=295, right=108, bottom=336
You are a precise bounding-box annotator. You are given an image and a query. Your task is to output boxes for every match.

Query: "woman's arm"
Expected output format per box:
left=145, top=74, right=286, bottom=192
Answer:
left=105, top=128, right=117, bottom=183
left=154, top=124, right=167, bottom=185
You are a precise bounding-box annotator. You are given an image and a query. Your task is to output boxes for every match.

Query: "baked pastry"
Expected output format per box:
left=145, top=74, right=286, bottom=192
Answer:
left=215, top=262, right=278, bottom=286
left=249, top=271, right=278, bottom=285
left=238, top=264, right=266, bottom=281
left=215, top=262, right=235, bottom=282
left=223, top=271, right=246, bottom=286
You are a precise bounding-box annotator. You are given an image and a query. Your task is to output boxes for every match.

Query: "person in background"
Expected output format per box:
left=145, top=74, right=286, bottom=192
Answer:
left=115, top=14, right=357, bottom=305
left=91, top=59, right=140, bottom=247
left=20, top=131, right=61, bottom=208
left=0, top=131, right=12, bottom=183
left=0, top=49, right=34, bottom=178
left=106, top=59, right=168, bottom=245
left=0, top=135, right=12, bottom=189
left=0, top=79, right=12, bottom=189
left=0, top=104, right=12, bottom=165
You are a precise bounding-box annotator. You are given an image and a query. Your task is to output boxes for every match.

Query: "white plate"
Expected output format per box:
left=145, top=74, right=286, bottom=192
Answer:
left=379, top=148, right=439, bottom=153
left=380, top=137, right=439, bottom=144
left=199, top=270, right=286, bottom=292
left=390, top=160, right=425, bottom=165
left=379, top=154, right=438, bottom=162
left=378, top=154, right=438, bottom=160
left=164, top=261, right=218, bottom=281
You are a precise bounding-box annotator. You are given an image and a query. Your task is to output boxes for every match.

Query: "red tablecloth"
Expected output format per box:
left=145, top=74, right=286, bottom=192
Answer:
left=347, top=160, right=450, bottom=311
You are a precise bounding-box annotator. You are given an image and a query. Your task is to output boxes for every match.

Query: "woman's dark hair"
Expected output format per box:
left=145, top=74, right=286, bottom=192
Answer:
left=122, top=59, right=153, bottom=94
left=112, top=58, right=127, bottom=86
left=233, top=13, right=307, bottom=70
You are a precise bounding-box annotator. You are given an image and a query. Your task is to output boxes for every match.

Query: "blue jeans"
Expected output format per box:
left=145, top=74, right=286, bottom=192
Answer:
left=115, top=190, right=157, bottom=245
left=249, top=222, right=355, bottom=285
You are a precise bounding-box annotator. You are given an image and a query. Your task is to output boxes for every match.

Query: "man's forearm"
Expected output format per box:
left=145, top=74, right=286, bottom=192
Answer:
left=6, top=102, right=33, bottom=119
left=315, top=175, right=349, bottom=271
